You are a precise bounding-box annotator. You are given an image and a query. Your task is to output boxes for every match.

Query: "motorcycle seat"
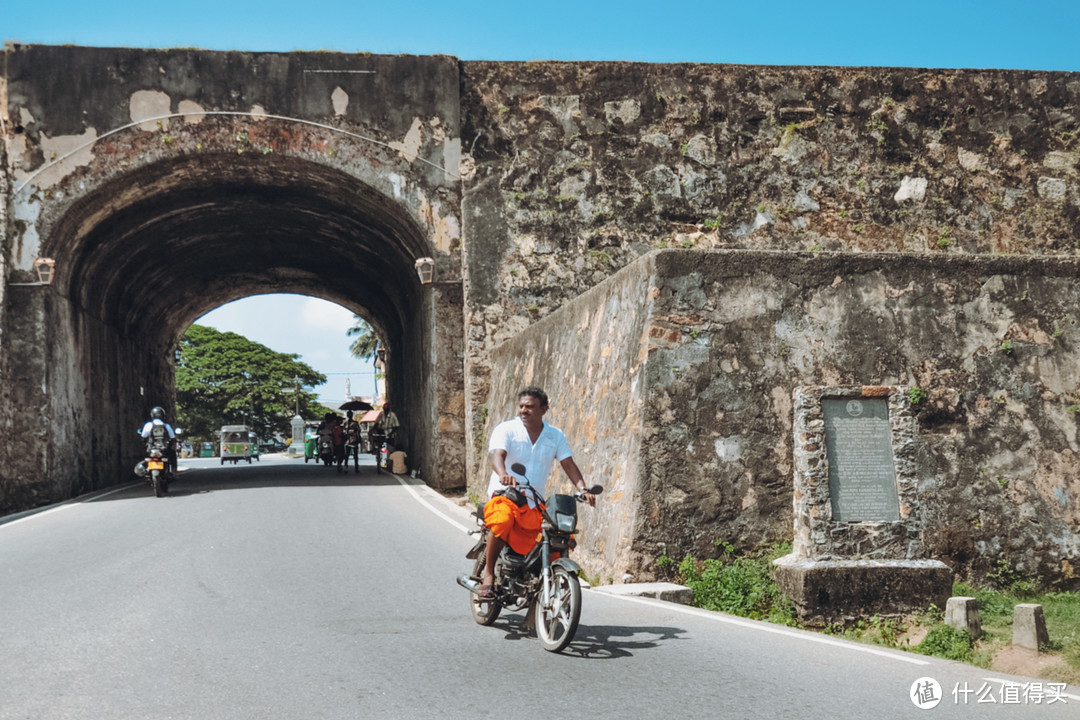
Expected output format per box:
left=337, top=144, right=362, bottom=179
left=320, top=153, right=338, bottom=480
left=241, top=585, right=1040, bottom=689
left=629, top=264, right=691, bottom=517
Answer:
left=500, top=549, right=527, bottom=568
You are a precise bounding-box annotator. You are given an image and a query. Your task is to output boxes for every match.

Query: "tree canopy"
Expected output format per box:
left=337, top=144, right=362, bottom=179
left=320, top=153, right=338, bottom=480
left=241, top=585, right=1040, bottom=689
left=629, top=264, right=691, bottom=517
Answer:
left=175, top=324, right=330, bottom=442
left=347, top=315, right=380, bottom=360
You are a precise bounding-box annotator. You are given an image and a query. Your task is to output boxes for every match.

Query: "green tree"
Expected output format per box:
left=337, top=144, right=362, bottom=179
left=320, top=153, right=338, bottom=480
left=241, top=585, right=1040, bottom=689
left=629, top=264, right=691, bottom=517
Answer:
left=175, top=324, right=329, bottom=443
left=347, top=315, right=380, bottom=360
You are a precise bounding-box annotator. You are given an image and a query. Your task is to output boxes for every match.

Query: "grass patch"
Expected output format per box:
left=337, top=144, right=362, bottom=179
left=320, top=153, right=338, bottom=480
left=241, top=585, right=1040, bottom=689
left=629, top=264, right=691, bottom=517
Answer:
left=675, top=541, right=797, bottom=626
left=667, top=544, right=1080, bottom=683
left=831, top=581, right=1080, bottom=681
left=916, top=624, right=974, bottom=662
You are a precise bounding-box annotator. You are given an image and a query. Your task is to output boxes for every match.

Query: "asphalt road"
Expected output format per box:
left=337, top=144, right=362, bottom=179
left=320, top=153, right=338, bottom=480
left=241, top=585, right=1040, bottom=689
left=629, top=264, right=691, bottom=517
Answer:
left=1, top=455, right=1076, bottom=719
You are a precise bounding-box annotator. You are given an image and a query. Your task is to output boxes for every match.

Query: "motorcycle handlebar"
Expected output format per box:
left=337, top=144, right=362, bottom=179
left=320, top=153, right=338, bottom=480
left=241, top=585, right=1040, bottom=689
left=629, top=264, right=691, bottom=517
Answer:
left=575, top=485, right=604, bottom=502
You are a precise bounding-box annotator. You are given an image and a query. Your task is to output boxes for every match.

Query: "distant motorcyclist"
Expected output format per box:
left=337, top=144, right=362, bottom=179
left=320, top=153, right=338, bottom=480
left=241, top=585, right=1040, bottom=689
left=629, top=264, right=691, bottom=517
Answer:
left=331, top=415, right=347, bottom=473
left=140, top=406, right=177, bottom=474
left=316, top=412, right=336, bottom=465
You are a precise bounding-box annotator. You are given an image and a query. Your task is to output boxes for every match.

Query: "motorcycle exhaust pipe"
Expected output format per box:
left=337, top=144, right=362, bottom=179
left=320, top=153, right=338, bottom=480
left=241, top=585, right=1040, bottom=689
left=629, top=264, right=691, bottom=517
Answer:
left=456, top=575, right=481, bottom=594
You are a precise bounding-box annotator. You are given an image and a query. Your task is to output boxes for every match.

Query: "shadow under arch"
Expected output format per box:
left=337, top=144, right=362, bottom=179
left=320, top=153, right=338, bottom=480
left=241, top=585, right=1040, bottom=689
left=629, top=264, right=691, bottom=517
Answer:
left=7, top=150, right=463, bottom=511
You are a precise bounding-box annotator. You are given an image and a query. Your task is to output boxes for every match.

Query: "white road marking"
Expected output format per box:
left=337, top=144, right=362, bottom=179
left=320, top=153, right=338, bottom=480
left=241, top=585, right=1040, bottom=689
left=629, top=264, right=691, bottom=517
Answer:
left=0, top=483, right=136, bottom=530
left=391, top=473, right=472, bottom=533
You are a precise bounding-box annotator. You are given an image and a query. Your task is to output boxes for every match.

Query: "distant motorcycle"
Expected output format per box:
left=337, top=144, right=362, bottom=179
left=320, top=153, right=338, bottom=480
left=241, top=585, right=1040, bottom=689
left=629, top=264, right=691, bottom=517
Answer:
left=318, top=436, right=335, bottom=466
left=456, top=463, right=603, bottom=652
left=135, top=431, right=173, bottom=497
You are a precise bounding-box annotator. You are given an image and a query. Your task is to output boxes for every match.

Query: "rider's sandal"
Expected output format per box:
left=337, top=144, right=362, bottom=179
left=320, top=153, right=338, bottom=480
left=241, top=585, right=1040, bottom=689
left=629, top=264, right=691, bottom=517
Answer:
left=477, top=584, right=495, bottom=600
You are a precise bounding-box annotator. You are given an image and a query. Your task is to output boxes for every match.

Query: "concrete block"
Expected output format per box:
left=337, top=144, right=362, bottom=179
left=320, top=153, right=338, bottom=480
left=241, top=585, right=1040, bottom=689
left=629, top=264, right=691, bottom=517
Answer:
left=592, top=582, right=694, bottom=605
left=773, top=555, right=952, bottom=626
left=945, top=596, right=981, bottom=640
left=1012, top=603, right=1049, bottom=652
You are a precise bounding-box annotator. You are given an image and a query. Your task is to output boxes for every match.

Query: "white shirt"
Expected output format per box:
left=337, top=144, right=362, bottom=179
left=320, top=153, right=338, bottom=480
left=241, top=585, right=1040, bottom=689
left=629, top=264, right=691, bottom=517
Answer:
left=140, top=419, right=175, bottom=439
left=487, top=417, right=573, bottom=499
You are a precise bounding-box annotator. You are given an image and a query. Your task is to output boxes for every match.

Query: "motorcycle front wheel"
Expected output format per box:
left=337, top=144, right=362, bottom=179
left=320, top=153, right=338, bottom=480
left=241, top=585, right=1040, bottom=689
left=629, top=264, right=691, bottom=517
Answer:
left=469, top=549, right=501, bottom=626
left=535, top=566, right=581, bottom=652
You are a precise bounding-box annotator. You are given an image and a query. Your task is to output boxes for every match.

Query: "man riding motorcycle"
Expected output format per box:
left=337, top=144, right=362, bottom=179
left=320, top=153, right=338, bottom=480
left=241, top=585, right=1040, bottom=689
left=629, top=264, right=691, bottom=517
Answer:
left=140, top=407, right=177, bottom=465
left=139, top=406, right=176, bottom=495
left=479, top=386, right=595, bottom=600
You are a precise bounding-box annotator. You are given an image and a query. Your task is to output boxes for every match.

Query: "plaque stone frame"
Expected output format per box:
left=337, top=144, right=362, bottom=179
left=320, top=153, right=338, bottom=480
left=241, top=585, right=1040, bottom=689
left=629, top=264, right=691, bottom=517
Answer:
left=774, top=386, right=950, bottom=625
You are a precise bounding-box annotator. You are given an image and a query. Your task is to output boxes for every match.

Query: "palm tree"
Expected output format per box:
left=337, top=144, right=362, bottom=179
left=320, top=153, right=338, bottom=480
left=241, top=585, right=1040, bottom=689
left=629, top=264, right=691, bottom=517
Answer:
left=347, top=315, right=380, bottom=360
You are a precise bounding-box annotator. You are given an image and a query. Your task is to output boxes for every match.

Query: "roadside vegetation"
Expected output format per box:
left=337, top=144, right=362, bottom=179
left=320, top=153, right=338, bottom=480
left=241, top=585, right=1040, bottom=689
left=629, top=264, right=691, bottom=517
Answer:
left=664, top=543, right=1080, bottom=685
left=668, top=540, right=798, bottom=626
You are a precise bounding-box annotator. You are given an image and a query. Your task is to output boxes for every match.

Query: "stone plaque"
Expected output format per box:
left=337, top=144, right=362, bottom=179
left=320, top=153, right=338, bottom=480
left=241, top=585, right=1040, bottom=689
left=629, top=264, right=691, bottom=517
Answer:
left=823, top=398, right=900, bottom=522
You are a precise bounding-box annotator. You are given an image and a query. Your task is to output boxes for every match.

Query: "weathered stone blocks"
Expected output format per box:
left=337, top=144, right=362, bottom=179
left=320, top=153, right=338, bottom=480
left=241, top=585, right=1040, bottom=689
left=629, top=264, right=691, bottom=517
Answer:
left=1012, top=603, right=1050, bottom=652
left=945, top=596, right=982, bottom=641
left=773, top=557, right=951, bottom=626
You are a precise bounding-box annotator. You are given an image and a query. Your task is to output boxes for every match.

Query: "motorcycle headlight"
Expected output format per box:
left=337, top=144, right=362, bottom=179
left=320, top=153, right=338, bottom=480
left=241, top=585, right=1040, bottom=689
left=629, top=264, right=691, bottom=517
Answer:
left=556, top=513, right=576, bottom=533
left=545, top=494, right=578, bottom=534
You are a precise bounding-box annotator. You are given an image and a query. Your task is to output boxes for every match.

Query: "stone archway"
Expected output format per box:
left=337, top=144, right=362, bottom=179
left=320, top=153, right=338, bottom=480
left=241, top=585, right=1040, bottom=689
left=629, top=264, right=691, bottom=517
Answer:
left=2, top=49, right=465, bottom=512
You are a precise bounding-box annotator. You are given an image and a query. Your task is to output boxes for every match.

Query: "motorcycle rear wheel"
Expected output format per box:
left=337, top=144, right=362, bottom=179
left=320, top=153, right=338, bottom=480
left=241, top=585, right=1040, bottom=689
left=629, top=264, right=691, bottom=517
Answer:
left=535, top=566, right=581, bottom=652
left=151, top=470, right=166, bottom=498
left=469, top=549, right=501, bottom=626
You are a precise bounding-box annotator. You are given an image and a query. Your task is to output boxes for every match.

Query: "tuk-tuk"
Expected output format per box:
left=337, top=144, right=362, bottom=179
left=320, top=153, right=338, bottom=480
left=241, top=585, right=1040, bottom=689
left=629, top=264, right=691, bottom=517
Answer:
left=220, top=425, right=260, bottom=464
left=303, top=422, right=320, bottom=463
left=199, top=442, right=215, bottom=458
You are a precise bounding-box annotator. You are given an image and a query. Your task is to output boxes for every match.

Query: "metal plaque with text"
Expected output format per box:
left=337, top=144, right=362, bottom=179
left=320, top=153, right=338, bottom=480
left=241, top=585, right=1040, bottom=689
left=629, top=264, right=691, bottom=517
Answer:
left=823, top=398, right=900, bottom=522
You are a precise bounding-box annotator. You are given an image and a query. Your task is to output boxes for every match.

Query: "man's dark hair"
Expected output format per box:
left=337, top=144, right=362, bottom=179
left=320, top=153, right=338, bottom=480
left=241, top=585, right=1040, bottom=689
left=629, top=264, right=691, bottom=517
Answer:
left=518, top=386, right=549, bottom=408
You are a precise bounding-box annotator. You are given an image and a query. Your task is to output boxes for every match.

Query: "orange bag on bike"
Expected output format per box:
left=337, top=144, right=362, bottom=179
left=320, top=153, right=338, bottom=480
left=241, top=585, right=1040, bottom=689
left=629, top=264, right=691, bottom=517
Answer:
left=484, top=495, right=544, bottom=555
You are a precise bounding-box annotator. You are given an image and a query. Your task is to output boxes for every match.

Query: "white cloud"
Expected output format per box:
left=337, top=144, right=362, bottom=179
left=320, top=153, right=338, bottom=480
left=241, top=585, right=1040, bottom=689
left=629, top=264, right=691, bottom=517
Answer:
left=299, top=296, right=356, bottom=331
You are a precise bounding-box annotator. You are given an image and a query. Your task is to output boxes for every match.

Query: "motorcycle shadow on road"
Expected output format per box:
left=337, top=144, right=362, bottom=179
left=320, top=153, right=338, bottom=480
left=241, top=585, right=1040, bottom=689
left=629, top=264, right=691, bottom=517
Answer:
left=493, top=614, right=687, bottom=659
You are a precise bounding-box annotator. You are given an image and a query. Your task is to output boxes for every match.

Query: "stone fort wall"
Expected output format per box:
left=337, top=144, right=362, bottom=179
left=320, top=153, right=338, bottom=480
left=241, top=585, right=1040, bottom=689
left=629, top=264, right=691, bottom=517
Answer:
left=484, top=249, right=1080, bottom=588
left=461, top=62, right=1079, bottom=587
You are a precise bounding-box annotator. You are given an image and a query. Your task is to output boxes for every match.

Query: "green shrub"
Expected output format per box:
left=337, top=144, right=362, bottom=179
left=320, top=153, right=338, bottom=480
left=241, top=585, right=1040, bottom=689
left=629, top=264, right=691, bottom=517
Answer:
left=917, top=625, right=973, bottom=662
left=677, top=542, right=796, bottom=625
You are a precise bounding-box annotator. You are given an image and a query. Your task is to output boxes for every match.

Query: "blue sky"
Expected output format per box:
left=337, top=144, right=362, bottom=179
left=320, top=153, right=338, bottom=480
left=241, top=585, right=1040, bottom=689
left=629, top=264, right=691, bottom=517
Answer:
left=6, top=1, right=1078, bottom=70
left=6, top=1, right=1077, bottom=402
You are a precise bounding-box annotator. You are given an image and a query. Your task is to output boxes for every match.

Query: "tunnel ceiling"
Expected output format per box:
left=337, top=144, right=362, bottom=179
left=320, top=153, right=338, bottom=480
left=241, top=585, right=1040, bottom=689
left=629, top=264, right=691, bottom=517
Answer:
left=49, top=154, right=428, bottom=353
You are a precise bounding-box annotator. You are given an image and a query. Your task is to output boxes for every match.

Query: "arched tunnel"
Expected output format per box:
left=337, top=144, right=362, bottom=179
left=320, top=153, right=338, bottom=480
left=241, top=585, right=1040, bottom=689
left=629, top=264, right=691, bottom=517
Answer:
left=1, top=151, right=465, bottom=512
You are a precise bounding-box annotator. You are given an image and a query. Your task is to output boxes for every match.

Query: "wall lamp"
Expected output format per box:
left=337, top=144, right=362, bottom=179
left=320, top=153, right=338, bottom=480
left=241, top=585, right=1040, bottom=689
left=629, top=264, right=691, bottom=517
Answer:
left=414, top=257, right=435, bottom=285
left=8, top=257, right=56, bottom=286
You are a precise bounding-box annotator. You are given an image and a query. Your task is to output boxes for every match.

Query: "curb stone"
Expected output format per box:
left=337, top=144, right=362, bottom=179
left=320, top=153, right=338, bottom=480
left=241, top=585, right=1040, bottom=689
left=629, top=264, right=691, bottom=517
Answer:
left=591, top=582, right=695, bottom=605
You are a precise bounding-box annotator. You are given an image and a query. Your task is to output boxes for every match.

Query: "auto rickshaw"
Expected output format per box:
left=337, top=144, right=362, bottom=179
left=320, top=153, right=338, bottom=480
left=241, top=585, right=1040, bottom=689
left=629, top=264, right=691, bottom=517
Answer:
left=220, top=425, right=260, bottom=464
left=303, top=422, right=319, bottom=463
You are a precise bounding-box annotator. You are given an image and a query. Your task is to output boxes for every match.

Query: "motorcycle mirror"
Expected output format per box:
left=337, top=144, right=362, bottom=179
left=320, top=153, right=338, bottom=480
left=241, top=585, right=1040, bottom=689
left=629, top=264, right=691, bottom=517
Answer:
left=586, top=485, right=604, bottom=495
left=510, top=462, right=527, bottom=476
